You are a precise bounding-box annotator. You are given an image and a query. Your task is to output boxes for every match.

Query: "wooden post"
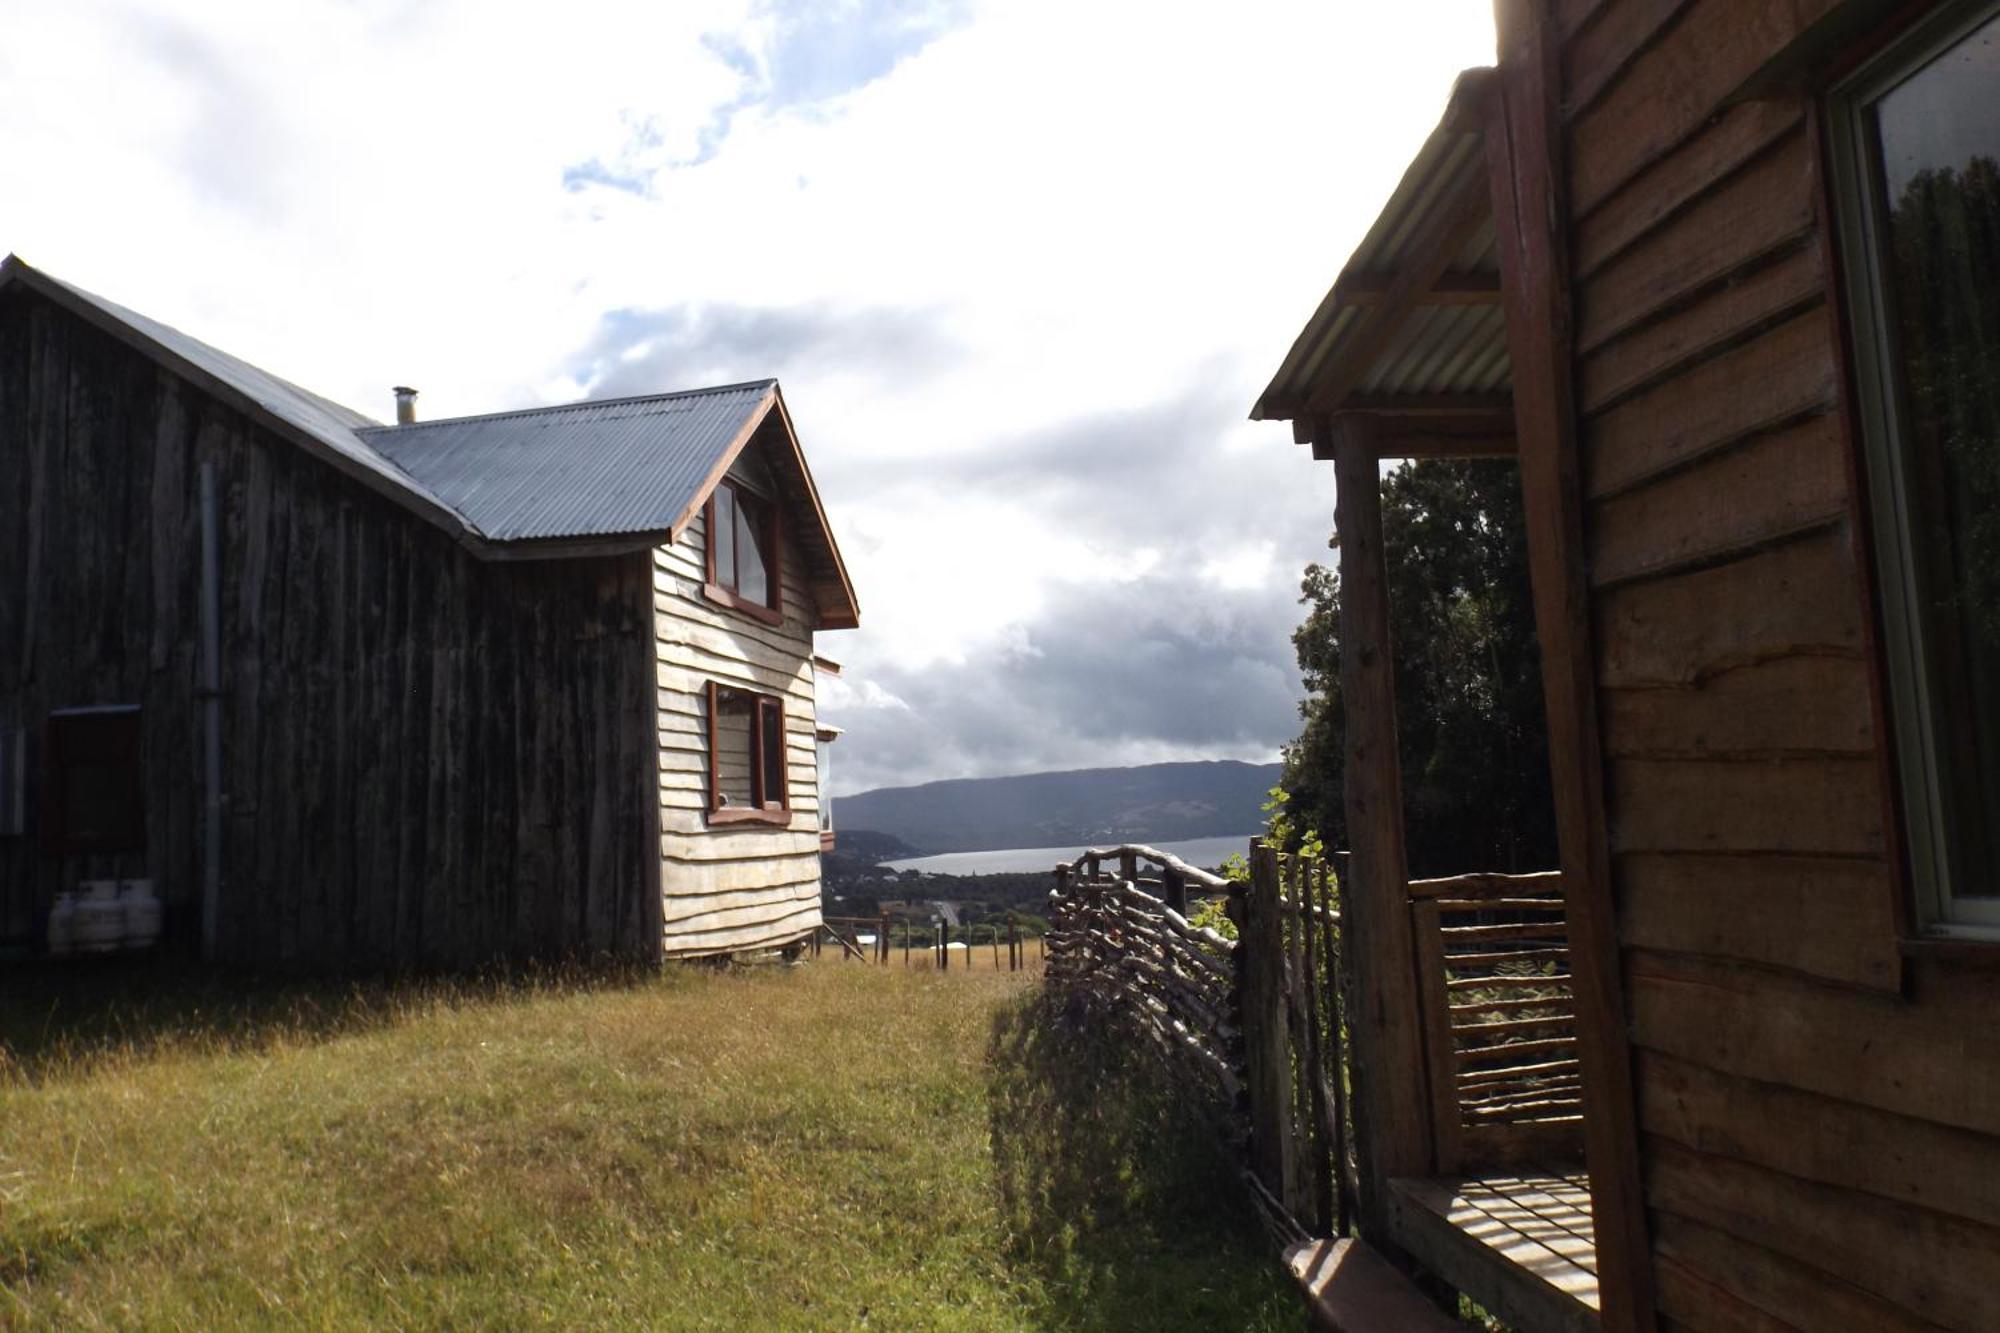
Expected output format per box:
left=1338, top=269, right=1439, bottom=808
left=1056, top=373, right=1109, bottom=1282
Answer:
left=1328, top=416, right=1434, bottom=1229
left=990, top=923, right=1000, bottom=970
left=1297, top=855, right=1337, bottom=1235
left=1320, top=855, right=1353, bottom=1237
left=1241, top=842, right=1299, bottom=1217
left=1162, top=867, right=1187, bottom=917
left=903, top=919, right=911, bottom=967
left=1485, top=8, right=1656, bottom=1326
left=937, top=919, right=947, bottom=970
left=879, top=913, right=890, bottom=965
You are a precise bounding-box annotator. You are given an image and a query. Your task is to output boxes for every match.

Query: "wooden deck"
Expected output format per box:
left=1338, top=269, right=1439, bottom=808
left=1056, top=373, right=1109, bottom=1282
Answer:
left=1388, top=1168, right=1598, bottom=1333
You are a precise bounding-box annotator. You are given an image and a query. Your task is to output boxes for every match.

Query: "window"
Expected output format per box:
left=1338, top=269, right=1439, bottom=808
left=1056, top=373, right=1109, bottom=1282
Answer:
left=1832, top=1, right=2000, bottom=935
left=42, top=706, right=145, bottom=853
left=704, top=479, right=782, bottom=625
left=706, top=682, right=789, bottom=825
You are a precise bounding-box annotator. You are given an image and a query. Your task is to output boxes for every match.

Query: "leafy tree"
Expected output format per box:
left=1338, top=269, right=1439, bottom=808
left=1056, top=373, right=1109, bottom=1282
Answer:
left=1280, top=460, right=1557, bottom=877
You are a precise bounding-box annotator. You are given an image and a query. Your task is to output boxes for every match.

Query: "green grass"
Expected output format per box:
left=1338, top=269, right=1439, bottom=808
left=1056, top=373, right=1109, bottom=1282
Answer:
left=0, top=956, right=1299, bottom=1330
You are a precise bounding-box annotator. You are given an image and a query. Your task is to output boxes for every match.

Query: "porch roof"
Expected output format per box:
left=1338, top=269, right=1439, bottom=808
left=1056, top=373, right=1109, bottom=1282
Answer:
left=1250, top=68, right=1513, bottom=460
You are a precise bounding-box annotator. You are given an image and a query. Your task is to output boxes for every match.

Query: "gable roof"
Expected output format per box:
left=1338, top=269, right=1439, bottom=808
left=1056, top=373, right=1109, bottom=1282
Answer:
left=360, top=382, right=777, bottom=543
left=0, top=255, right=858, bottom=629
left=1251, top=68, right=1509, bottom=427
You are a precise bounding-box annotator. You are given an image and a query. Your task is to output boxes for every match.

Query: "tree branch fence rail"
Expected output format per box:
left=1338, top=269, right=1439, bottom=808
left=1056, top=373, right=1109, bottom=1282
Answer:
left=1046, top=841, right=1355, bottom=1242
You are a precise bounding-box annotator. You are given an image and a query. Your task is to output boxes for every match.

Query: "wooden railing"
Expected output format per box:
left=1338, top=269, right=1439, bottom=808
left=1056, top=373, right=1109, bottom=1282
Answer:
left=815, top=915, right=889, bottom=964
left=1046, top=842, right=1353, bottom=1241
left=1408, top=872, right=1581, bottom=1173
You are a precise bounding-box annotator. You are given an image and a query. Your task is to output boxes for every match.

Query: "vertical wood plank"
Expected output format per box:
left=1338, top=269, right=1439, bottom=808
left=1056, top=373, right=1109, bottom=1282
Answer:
left=1243, top=842, right=1300, bottom=1216
left=1411, top=899, right=1464, bottom=1174
left=1329, top=418, right=1434, bottom=1223
left=1487, top=4, right=1656, bottom=1326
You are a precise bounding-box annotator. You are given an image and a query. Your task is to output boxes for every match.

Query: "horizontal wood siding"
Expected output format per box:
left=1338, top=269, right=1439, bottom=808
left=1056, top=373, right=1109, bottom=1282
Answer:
left=0, top=288, right=660, bottom=967
left=1561, top=1, right=2000, bottom=1325
left=653, top=455, right=823, bottom=958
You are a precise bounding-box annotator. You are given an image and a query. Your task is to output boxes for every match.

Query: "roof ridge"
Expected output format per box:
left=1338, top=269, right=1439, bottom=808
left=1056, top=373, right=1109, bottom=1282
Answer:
left=355, top=379, right=777, bottom=436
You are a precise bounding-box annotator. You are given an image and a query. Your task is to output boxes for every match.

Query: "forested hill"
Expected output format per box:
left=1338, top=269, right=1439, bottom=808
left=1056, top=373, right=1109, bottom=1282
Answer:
left=836, top=760, right=1281, bottom=855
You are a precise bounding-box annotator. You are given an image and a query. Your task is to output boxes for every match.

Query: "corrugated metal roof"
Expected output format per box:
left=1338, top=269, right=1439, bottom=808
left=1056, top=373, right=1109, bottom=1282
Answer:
left=361, top=382, right=775, bottom=542
left=1251, top=68, right=1511, bottom=422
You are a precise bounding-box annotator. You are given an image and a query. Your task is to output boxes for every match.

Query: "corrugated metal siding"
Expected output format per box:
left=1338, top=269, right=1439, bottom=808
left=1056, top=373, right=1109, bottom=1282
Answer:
left=1252, top=69, right=1512, bottom=420
left=362, top=383, right=773, bottom=542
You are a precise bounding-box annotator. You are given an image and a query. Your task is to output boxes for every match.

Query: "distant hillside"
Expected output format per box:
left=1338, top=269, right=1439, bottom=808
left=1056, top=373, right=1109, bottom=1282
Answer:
left=836, top=760, right=1281, bottom=855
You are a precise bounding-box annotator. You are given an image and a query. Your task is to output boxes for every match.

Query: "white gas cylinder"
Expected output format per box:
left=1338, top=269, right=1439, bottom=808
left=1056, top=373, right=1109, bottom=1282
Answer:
left=46, top=891, right=77, bottom=958
left=120, top=879, right=162, bottom=950
left=73, top=880, right=124, bottom=954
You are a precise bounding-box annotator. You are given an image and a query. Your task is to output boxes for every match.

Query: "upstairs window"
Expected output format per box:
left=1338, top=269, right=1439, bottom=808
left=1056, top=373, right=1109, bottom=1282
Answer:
left=1832, top=1, right=2000, bottom=935
left=705, top=479, right=782, bottom=625
left=706, top=682, right=789, bottom=825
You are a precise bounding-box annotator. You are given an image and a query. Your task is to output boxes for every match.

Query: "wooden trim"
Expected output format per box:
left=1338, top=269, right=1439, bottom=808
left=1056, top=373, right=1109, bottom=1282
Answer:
left=1808, top=93, right=1922, bottom=962
left=701, top=478, right=785, bottom=625
left=1485, top=6, right=1656, bottom=1328
left=701, top=581, right=784, bottom=627
left=1326, top=414, right=1434, bottom=1229
left=819, top=829, right=836, bottom=853
left=706, top=807, right=790, bottom=828
left=703, top=680, right=793, bottom=826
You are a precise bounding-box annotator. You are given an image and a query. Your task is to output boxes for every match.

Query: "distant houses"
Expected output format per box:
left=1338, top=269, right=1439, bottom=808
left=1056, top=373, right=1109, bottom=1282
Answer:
left=0, top=255, right=857, bottom=969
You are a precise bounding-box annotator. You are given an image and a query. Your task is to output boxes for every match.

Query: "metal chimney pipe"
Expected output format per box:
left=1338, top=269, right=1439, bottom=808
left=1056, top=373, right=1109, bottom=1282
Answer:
left=393, top=385, right=418, bottom=425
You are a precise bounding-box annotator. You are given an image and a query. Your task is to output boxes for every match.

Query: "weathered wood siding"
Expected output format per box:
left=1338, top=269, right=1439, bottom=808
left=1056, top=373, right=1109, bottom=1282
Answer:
left=653, top=441, right=823, bottom=956
left=1559, top=3, right=2000, bottom=1327
left=0, top=287, right=662, bottom=968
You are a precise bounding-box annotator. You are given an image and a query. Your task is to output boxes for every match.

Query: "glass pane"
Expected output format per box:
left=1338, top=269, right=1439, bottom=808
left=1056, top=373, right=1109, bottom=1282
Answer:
left=1874, top=14, right=2000, bottom=899
left=712, top=487, right=737, bottom=589
left=712, top=690, right=755, bottom=809
left=735, top=491, right=771, bottom=607
left=759, top=700, right=787, bottom=807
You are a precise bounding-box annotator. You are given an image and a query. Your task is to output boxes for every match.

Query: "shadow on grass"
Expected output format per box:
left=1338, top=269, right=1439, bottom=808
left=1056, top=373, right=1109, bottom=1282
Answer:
left=0, top=954, right=664, bottom=1085
left=987, top=985, right=1302, bottom=1331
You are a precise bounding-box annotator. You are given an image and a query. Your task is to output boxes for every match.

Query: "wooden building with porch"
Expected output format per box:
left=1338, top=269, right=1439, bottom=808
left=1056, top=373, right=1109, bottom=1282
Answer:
left=1254, top=2, right=2000, bottom=1329
left=0, top=257, right=858, bottom=970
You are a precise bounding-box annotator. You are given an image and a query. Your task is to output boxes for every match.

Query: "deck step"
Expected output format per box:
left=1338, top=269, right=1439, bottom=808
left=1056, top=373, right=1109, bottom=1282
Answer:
left=1283, top=1236, right=1462, bottom=1333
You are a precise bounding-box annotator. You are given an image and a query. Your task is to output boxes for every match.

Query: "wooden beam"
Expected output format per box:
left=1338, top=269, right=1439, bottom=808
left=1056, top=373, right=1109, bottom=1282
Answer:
left=1305, top=172, right=1496, bottom=415
left=1485, top=5, right=1656, bottom=1331
left=1310, top=411, right=1517, bottom=461
left=1341, top=393, right=1514, bottom=417
left=1341, top=271, right=1504, bottom=307
left=1328, top=414, right=1434, bottom=1234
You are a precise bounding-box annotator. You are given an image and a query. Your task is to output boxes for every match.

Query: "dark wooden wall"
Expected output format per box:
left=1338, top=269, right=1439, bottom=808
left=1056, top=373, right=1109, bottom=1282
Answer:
left=0, top=287, right=663, bottom=969
left=1555, top=1, right=2000, bottom=1328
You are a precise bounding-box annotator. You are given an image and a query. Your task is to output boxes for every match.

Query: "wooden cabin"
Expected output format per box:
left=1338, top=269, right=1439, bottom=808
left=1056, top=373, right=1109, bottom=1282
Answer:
left=1255, top=2, right=2000, bottom=1329
left=0, top=256, right=858, bottom=970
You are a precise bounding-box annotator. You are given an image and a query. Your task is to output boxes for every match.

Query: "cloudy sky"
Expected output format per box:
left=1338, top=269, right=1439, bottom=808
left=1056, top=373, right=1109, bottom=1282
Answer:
left=3, top=0, right=1495, bottom=795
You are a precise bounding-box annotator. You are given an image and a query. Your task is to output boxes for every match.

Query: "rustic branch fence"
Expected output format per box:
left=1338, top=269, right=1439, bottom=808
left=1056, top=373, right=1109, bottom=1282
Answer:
left=1045, top=841, right=1354, bottom=1241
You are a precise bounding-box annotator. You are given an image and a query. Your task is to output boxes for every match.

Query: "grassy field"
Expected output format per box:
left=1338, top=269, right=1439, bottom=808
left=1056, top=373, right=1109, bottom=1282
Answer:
left=0, top=953, right=1300, bottom=1330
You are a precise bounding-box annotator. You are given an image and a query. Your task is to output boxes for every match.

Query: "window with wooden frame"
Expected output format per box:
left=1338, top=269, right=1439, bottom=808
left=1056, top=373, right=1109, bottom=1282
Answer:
left=706, top=682, right=790, bottom=825
left=1831, top=0, right=2000, bottom=937
left=42, top=706, right=145, bottom=853
left=703, top=479, right=783, bottom=626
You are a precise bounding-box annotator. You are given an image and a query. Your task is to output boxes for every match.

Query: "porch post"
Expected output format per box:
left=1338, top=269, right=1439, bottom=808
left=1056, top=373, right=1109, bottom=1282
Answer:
left=1328, top=415, right=1434, bottom=1234
left=1485, top=3, right=1656, bottom=1327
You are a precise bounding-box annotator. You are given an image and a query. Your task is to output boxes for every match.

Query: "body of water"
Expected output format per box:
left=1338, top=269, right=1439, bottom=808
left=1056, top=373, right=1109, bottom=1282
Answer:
left=882, top=832, right=1259, bottom=877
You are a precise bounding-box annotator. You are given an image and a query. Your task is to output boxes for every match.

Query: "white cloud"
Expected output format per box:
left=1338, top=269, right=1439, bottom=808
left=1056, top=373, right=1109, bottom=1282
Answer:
left=1, top=0, right=1495, bottom=790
